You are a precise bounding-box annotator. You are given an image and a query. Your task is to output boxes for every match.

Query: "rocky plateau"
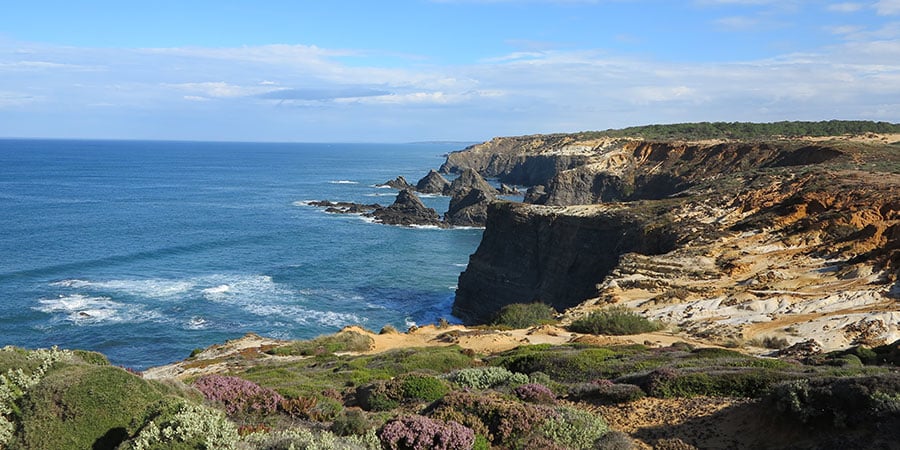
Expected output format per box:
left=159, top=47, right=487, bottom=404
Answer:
left=448, top=131, right=900, bottom=353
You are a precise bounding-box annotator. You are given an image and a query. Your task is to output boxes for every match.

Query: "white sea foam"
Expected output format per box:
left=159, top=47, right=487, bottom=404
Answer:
left=201, top=284, right=230, bottom=299
left=52, top=278, right=194, bottom=299
left=34, top=294, right=158, bottom=324
left=453, top=263, right=468, bottom=268
left=329, top=180, right=359, bottom=184
left=373, top=185, right=393, bottom=189
left=408, top=224, right=443, bottom=230
left=292, top=200, right=317, bottom=206
left=187, top=316, right=208, bottom=330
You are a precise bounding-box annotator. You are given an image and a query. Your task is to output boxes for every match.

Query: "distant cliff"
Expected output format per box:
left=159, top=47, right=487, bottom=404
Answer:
left=448, top=130, right=900, bottom=349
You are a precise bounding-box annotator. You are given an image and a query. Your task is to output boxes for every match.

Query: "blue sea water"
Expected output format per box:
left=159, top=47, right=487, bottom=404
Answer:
left=0, top=139, right=484, bottom=369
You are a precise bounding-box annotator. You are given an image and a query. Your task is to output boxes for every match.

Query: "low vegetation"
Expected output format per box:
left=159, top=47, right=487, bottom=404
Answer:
left=567, top=306, right=664, bottom=335
left=578, top=120, right=900, bottom=141
left=2, top=335, right=899, bottom=449
left=491, top=302, right=557, bottom=329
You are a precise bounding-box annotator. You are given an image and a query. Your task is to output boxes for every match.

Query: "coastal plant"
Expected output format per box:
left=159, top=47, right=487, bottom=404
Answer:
left=122, top=400, right=239, bottom=450
left=266, top=331, right=373, bottom=356
left=568, top=306, right=664, bottom=336
left=514, top=383, right=556, bottom=404
left=239, top=427, right=380, bottom=450
left=538, top=406, right=609, bottom=450
left=378, top=415, right=475, bottom=450
left=568, top=382, right=645, bottom=405
left=308, top=396, right=344, bottom=422
left=429, top=391, right=551, bottom=447
left=491, top=302, right=557, bottom=329
left=445, top=366, right=528, bottom=390
left=357, top=374, right=449, bottom=411
left=330, top=408, right=373, bottom=437
left=279, top=395, right=317, bottom=419
left=0, top=346, right=73, bottom=448
left=193, top=375, right=284, bottom=416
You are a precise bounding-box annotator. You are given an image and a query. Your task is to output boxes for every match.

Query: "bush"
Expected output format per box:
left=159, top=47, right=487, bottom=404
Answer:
left=596, top=430, right=636, bottom=450
left=120, top=399, right=239, bottom=450
left=445, top=367, right=529, bottom=390
left=767, top=374, right=900, bottom=428
left=239, top=427, right=380, bottom=449
left=429, top=391, right=550, bottom=447
left=193, top=375, right=284, bottom=416
left=514, top=383, right=556, bottom=404
left=267, top=331, right=374, bottom=356
left=357, top=374, right=449, bottom=411
left=13, top=364, right=189, bottom=450
left=492, top=303, right=557, bottom=329
left=378, top=415, right=475, bottom=450
left=568, top=307, right=663, bottom=335
left=538, top=406, right=608, bottom=450
left=330, top=408, right=373, bottom=437
left=568, top=382, right=645, bottom=404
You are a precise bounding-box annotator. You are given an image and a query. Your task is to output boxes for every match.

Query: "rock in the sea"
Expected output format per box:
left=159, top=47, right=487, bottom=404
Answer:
left=444, top=168, right=498, bottom=197
left=377, top=176, right=413, bottom=190
left=523, top=185, right=548, bottom=204
left=415, top=169, right=451, bottom=194
left=498, top=184, right=520, bottom=195
left=307, top=200, right=380, bottom=214
left=368, top=189, right=445, bottom=227
left=445, top=188, right=495, bottom=227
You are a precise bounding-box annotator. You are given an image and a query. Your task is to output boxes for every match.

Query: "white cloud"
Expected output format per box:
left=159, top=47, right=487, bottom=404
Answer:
left=826, top=2, right=865, bottom=13
left=875, top=0, right=900, bottom=15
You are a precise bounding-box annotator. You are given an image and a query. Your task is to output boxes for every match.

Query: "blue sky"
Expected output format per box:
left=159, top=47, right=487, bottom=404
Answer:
left=1, top=0, right=899, bottom=142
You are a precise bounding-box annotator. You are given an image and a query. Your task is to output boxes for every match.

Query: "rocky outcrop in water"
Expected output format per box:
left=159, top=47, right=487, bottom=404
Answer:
left=445, top=168, right=498, bottom=197
left=415, top=169, right=451, bottom=194
left=368, top=189, right=445, bottom=228
left=498, top=184, right=520, bottom=195
left=377, top=176, right=413, bottom=190
left=444, top=188, right=496, bottom=227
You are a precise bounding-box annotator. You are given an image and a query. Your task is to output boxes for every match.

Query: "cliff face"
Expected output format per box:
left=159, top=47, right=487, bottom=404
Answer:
left=449, top=132, right=900, bottom=349
left=452, top=201, right=690, bottom=323
left=440, top=135, right=595, bottom=186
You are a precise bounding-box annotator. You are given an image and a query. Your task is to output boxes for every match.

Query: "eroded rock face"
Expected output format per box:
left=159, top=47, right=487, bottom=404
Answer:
left=378, top=176, right=413, bottom=190
left=415, top=169, right=450, bottom=194
left=445, top=188, right=496, bottom=227
left=444, top=168, right=498, bottom=197
left=448, top=133, right=900, bottom=349
left=452, top=201, right=686, bottom=324
left=368, top=189, right=445, bottom=227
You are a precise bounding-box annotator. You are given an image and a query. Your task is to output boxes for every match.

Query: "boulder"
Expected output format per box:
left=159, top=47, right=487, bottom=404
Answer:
left=523, top=185, right=548, bottom=204
left=368, top=189, right=445, bottom=227
left=415, top=169, right=451, bottom=194
left=377, top=176, right=413, bottom=190
left=444, top=168, right=498, bottom=197
left=445, top=188, right=496, bottom=227
left=498, top=184, right=521, bottom=195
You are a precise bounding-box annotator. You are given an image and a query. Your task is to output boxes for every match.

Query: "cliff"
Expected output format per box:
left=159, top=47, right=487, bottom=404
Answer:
left=450, top=132, right=900, bottom=349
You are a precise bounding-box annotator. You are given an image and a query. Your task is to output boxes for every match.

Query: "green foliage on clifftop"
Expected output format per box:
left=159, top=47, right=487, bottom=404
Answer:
left=576, top=120, right=900, bottom=141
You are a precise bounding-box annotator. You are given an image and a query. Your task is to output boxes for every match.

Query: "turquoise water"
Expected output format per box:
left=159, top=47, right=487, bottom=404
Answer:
left=0, top=139, right=483, bottom=369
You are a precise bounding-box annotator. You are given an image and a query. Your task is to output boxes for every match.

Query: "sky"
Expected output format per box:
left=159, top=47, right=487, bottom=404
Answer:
left=1, top=0, right=899, bottom=142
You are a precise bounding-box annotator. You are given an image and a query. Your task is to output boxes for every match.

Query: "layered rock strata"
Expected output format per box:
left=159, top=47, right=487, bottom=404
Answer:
left=450, top=134, right=900, bottom=350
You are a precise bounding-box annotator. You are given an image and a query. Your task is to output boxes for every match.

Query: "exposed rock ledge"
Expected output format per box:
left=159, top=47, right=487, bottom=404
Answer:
left=450, top=134, right=900, bottom=351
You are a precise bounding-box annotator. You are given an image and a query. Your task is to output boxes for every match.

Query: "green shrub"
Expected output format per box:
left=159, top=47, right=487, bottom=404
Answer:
left=428, top=391, right=550, bottom=447
left=13, top=364, right=191, bottom=450
left=120, top=399, right=238, bottom=450
left=568, top=307, right=663, bottom=336
left=400, top=374, right=450, bottom=402
left=568, top=382, right=645, bottom=404
left=445, top=367, right=529, bottom=390
left=538, top=406, right=608, bottom=450
left=267, top=331, right=374, bottom=356
left=330, top=408, right=373, bottom=437
left=492, top=303, right=557, bottom=329
left=767, top=374, right=900, bottom=428
left=595, top=430, right=636, bottom=450
left=239, top=427, right=380, bottom=449
left=72, top=350, right=110, bottom=366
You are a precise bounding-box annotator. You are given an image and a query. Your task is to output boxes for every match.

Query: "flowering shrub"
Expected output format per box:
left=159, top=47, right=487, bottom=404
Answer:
left=239, top=427, right=380, bottom=450
left=445, top=366, right=529, bottom=390
left=378, top=415, right=475, bottom=450
left=122, top=400, right=239, bottom=450
left=0, top=346, right=72, bottom=447
left=538, top=406, right=608, bottom=450
left=193, top=375, right=284, bottom=415
left=430, top=391, right=552, bottom=446
left=514, top=383, right=556, bottom=404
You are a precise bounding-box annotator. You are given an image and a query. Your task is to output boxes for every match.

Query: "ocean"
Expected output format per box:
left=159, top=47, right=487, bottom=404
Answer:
left=0, top=139, right=484, bottom=369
